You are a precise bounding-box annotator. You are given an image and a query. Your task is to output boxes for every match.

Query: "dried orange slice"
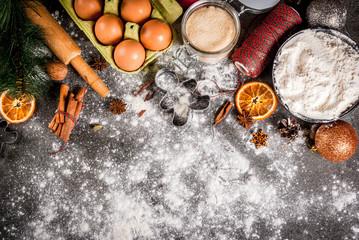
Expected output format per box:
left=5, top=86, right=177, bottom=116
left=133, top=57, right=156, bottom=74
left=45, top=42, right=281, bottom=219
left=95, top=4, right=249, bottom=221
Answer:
left=0, top=91, right=35, bottom=124
left=235, top=81, right=277, bottom=121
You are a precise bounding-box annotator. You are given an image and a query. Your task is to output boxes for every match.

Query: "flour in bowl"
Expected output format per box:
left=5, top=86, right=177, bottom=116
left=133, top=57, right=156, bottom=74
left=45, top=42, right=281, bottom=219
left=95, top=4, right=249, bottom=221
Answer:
left=274, top=30, right=359, bottom=120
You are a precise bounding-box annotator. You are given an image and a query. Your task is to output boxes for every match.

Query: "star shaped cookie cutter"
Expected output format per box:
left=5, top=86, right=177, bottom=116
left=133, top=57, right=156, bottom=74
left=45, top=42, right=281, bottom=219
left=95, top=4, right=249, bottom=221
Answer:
left=155, top=69, right=210, bottom=127
left=0, top=120, right=20, bottom=158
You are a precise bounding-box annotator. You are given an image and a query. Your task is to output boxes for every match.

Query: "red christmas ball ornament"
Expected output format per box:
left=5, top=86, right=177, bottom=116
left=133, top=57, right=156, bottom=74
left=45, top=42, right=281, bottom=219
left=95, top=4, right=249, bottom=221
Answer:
left=176, top=0, right=199, bottom=9
left=315, top=120, right=358, bottom=162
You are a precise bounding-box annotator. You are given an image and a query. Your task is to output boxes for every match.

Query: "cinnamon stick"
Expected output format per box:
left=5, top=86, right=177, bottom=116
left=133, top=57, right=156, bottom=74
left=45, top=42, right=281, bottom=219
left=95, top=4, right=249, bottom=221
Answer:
left=73, top=88, right=87, bottom=123
left=134, top=78, right=154, bottom=96
left=57, top=84, right=69, bottom=123
left=214, top=100, right=233, bottom=126
left=55, top=124, right=62, bottom=137
left=48, top=116, right=56, bottom=131
left=138, top=110, right=146, bottom=117
left=75, top=88, right=87, bottom=102
left=59, top=96, right=77, bottom=142
left=144, top=88, right=156, bottom=102
left=52, top=122, right=59, bottom=133
left=67, top=93, right=74, bottom=102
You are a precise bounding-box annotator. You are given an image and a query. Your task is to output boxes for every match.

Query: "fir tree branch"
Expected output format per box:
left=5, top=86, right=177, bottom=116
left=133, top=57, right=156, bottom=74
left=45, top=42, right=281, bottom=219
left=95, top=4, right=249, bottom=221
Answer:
left=0, top=0, right=50, bottom=98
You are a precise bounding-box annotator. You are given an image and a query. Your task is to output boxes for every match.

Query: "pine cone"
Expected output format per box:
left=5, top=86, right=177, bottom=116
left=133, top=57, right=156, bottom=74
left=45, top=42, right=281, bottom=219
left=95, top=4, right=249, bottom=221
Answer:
left=278, top=118, right=300, bottom=140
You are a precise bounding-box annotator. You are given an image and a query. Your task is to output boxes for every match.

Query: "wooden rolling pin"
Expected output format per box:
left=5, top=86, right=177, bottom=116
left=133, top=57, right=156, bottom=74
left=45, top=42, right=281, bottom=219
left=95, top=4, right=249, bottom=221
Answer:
left=24, top=1, right=110, bottom=98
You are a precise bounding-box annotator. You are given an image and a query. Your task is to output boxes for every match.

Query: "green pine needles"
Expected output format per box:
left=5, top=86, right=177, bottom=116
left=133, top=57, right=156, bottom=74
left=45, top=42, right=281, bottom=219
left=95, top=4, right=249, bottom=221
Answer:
left=0, top=0, right=49, bottom=98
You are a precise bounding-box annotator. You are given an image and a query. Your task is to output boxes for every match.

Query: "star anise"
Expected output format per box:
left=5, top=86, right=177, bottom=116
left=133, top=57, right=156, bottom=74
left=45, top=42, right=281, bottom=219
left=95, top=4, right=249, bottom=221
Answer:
left=237, top=111, right=253, bottom=129
left=109, top=99, right=126, bottom=114
left=91, top=57, right=108, bottom=71
left=250, top=129, right=269, bottom=148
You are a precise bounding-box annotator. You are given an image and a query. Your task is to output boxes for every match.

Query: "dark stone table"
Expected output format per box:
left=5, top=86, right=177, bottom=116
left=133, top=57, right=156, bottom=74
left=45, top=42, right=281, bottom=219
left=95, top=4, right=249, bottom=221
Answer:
left=1, top=0, right=359, bottom=239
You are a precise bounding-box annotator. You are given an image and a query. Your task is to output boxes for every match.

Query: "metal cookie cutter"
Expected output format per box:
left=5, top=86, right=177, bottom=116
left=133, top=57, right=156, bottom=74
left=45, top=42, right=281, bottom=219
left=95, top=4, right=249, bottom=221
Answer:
left=155, top=69, right=210, bottom=127
left=0, top=120, right=20, bottom=158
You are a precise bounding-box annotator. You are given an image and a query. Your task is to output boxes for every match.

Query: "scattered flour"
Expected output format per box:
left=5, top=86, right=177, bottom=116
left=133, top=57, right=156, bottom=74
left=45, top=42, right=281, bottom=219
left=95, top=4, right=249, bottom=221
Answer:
left=333, top=192, right=356, bottom=211
left=1, top=14, right=358, bottom=240
left=173, top=103, right=189, bottom=118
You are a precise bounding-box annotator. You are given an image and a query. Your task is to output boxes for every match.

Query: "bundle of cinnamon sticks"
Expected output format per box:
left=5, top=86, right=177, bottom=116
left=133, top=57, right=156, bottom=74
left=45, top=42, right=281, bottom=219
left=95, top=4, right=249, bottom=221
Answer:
left=48, top=84, right=87, bottom=142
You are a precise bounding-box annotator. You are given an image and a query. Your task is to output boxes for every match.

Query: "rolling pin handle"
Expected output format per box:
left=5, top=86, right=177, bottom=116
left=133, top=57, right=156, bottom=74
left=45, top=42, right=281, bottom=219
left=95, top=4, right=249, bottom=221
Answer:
left=70, top=55, right=110, bottom=98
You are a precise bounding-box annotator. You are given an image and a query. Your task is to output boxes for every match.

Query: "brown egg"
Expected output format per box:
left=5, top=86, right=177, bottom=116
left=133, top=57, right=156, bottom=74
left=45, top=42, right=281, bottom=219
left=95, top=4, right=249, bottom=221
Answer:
left=140, top=19, right=172, bottom=51
left=120, top=0, right=152, bottom=24
left=94, top=14, right=124, bottom=45
left=315, top=120, right=358, bottom=162
left=114, top=40, right=146, bottom=71
left=74, top=0, right=103, bottom=21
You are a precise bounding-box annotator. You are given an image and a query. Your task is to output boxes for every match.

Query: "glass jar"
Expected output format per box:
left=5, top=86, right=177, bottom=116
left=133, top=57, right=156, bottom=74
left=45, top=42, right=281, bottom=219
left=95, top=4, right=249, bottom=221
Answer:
left=235, top=0, right=279, bottom=14
left=181, top=0, right=241, bottom=64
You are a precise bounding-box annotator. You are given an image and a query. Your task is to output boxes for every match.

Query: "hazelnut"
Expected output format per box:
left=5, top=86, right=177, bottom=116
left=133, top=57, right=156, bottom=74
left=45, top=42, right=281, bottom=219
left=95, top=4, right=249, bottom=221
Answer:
left=46, top=61, right=68, bottom=81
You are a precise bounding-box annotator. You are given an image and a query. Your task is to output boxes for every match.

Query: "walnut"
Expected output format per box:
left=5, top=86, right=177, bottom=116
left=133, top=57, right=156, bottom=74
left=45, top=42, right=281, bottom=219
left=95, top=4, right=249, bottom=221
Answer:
left=46, top=61, right=68, bottom=81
